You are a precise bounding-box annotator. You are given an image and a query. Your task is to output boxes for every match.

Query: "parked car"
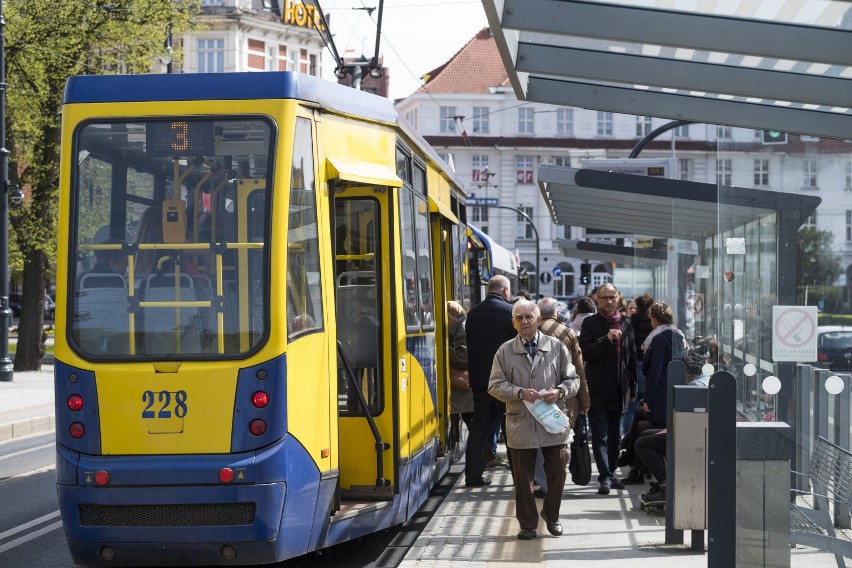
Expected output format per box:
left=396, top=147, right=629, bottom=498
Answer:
left=816, top=326, right=852, bottom=372
left=44, top=294, right=56, bottom=320
left=8, top=293, right=21, bottom=318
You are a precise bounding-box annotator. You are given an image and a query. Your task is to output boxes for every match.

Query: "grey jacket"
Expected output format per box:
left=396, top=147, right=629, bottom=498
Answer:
left=488, top=333, right=580, bottom=449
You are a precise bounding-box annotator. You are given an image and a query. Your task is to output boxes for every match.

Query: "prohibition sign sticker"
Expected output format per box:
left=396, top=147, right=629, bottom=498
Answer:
left=772, top=306, right=817, bottom=362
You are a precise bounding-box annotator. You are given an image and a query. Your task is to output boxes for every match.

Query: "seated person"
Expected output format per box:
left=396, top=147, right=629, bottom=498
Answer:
left=86, top=238, right=127, bottom=277
left=634, top=344, right=712, bottom=504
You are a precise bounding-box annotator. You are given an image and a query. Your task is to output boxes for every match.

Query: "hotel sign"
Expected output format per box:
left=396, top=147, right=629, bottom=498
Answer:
left=283, top=1, right=325, bottom=31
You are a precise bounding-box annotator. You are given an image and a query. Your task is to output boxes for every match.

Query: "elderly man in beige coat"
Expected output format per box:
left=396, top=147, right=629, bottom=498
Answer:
left=488, top=299, right=580, bottom=540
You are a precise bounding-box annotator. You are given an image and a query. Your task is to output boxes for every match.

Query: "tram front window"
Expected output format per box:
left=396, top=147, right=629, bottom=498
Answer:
left=70, top=117, right=274, bottom=359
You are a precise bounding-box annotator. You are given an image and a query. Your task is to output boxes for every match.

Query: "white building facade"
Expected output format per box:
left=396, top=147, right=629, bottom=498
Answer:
left=395, top=29, right=852, bottom=303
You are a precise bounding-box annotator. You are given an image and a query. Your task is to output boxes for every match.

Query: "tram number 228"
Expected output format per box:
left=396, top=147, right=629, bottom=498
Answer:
left=141, top=390, right=189, bottom=419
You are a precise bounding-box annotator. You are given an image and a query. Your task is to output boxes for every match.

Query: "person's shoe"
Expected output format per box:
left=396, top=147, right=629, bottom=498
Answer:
left=486, top=455, right=507, bottom=468
left=517, top=528, right=537, bottom=540
left=597, top=479, right=611, bottom=495
left=640, top=481, right=661, bottom=500
left=464, top=476, right=491, bottom=487
left=533, top=488, right=547, bottom=499
left=610, top=478, right=626, bottom=490
left=540, top=510, right=563, bottom=536
left=641, top=484, right=666, bottom=504
left=622, top=468, right=645, bottom=485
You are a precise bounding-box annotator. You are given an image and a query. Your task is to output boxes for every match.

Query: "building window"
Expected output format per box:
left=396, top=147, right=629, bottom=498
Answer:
left=636, top=116, right=652, bottom=137
left=517, top=206, right=534, bottom=239
left=802, top=212, right=816, bottom=229
left=597, top=111, right=613, bottom=136
left=471, top=154, right=489, bottom=183
left=472, top=106, right=489, bottom=134
left=471, top=206, right=488, bottom=235
left=551, top=156, right=570, bottom=167
left=516, top=156, right=534, bottom=184
left=405, top=108, right=418, bottom=130
left=556, top=108, right=573, bottom=136
left=247, top=38, right=265, bottom=70
left=288, top=49, right=298, bottom=71
left=299, top=49, right=309, bottom=73
left=717, top=126, right=732, bottom=139
left=717, top=159, right=732, bottom=186
left=847, top=210, right=852, bottom=242
left=197, top=38, right=224, bottom=73
left=678, top=159, right=692, bottom=181
left=673, top=124, right=689, bottom=138
left=518, top=107, right=534, bottom=134
left=439, top=106, right=456, bottom=133
left=803, top=160, right=818, bottom=188
left=309, top=53, right=319, bottom=76
left=278, top=45, right=287, bottom=71
left=266, top=45, right=276, bottom=71
left=847, top=162, right=852, bottom=190
left=753, top=159, right=770, bottom=186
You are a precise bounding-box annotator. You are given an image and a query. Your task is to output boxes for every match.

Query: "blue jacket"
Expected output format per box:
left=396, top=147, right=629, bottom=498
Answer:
left=465, top=293, right=516, bottom=389
left=641, top=329, right=685, bottom=425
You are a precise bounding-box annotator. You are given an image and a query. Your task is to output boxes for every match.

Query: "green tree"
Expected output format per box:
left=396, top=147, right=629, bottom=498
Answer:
left=5, top=0, right=200, bottom=370
left=797, top=227, right=842, bottom=287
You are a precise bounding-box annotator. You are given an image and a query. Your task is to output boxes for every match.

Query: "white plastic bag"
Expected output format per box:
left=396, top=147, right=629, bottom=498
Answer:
left=523, top=392, right=570, bottom=434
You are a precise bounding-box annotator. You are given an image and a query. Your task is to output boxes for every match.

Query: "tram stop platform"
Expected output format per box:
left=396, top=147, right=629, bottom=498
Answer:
left=399, top=452, right=841, bottom=568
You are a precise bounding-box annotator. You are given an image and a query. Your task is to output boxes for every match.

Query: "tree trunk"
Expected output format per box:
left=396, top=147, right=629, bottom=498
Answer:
left=13, top=251, right=47, bottom=371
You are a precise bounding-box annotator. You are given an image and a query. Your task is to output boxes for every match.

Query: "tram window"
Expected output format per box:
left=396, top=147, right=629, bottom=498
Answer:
left=287, top=117, right=323, bottom=339
left=70, top=117, right=274, bottom=360
left=396, top=146, right=411, bottom=186
left=414, top=194, right=434, bottom=329
left=399, top=188, right=420, bottom=328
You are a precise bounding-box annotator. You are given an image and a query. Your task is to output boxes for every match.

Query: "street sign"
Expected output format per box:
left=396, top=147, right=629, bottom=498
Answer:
left=469, top=197, right=498, bottom=206
left=552, top=266, right=562, bottom=277
left=540, top=272, right=552, bottom=284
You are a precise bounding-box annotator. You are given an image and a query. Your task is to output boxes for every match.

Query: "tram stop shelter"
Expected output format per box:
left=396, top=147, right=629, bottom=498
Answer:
left=484, top=1, right=852, bottom=566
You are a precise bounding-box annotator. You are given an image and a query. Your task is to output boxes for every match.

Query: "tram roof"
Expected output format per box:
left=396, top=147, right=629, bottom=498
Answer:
left=483, top=0, right=852, bottom=139
left=63, top=71, right=468, bottom=198
left=537, top=164, right=821, bottom=240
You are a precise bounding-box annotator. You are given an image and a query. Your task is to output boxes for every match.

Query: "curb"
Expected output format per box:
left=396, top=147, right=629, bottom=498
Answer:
left=0, top=414, right=55, bottom=442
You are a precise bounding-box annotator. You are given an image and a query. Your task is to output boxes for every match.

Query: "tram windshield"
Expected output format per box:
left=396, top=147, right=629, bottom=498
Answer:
left=69, top=117, right=274, bottom=360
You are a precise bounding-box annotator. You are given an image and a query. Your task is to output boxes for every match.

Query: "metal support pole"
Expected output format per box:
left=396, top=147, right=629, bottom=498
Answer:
left=481, top=204, right=539, bottom=296
left=0, top=0, right=13, bottom=382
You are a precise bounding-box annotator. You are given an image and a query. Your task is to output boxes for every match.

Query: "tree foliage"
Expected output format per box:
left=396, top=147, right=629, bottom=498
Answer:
left=797, top=227, right=842, bottom=287
left=5, top=0, right=201, bottom=370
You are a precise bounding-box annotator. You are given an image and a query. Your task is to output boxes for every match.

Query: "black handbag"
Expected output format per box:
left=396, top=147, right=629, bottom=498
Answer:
left=569, top=415, right=593, bottom=486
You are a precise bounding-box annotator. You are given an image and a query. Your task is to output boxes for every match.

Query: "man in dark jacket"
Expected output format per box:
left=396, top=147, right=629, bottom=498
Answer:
left=579, top=283, right=637, bottom=495
left=464, top=275, right=515, bottom=487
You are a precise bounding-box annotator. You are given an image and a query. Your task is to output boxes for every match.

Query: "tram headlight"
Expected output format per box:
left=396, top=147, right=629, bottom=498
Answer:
left=251, top=391, right=269, bottom=408
left=249, top=419, right=267, bottom=436
left=69, top=422, right=86, bottom=439
left=67, top=394, right=84, bottom=411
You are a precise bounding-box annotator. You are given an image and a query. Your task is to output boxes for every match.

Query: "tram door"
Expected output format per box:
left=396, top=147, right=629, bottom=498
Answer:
left=333, top=193, right=395, bottom=498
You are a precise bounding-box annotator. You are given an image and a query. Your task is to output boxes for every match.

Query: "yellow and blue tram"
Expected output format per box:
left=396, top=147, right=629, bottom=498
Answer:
left=54, top=71, right=470, bottom=565
left=467, top=223, right=519, bottom=304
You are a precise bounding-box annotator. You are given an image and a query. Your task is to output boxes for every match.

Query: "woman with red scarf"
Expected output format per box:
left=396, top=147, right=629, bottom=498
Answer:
left=578, top=283, right=638, bottom=495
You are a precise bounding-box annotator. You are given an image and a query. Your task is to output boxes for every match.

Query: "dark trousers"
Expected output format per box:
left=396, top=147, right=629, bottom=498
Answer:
left=621, top=406, right=660, bottom=466
left=465, top=388, right=507, bottom=482
left=509, top=445, right=567, bottom=530
left=588, top=408, right=623, bottom=482
left=634, top=428, right=666, bottom=483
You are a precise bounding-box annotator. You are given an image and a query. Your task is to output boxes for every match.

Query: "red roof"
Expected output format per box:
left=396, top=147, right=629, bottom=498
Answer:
left=419, top=28, right=509, bottom=94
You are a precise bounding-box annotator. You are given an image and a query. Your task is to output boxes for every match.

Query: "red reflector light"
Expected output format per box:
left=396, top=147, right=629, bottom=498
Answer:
left=94, top=470, right=110, bottom=486
left=249, top=419, right=267, bottom=436
left=818, top=352, right=829, bottom=362
left=251, top=391, right=269, bottom=408
left=69, top=422, right=86, bottom=439
left=219, top=468, right=235, bottom=483
left=67, top=394, right=84, bottom=411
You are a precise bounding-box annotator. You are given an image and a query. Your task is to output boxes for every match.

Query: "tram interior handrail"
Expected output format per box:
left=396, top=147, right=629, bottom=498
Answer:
left=336, top=340, right=390, bottom=488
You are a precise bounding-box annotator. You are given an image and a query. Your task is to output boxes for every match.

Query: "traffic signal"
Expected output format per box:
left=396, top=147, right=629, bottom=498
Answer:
left=579, top=262, right=591, bottom=286
left=761, top=130, right=787, bottom=145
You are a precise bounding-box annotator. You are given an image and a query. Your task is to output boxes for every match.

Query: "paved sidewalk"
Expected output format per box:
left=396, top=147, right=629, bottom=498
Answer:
left=0, top=364, right=55, bottom=442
